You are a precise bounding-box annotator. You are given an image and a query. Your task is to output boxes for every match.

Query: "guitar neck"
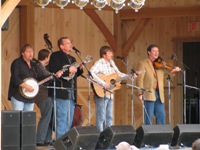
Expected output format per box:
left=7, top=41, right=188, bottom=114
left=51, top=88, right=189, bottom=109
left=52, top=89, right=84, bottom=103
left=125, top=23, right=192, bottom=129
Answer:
left=115, top=75, right=129, bottom=83
left=38, top=75, right=53, bottom=86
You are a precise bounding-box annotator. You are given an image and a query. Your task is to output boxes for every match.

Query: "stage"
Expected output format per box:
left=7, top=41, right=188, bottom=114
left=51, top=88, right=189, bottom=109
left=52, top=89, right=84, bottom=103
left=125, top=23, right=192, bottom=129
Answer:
left=1, top=111, right=199, bottom=150
left=36, top=145, right=192, bottom=150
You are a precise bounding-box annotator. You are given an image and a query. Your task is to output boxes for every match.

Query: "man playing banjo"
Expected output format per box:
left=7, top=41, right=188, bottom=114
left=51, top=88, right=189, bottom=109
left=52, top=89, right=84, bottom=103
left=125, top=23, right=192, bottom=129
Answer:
left=8, top=44, right=39, bottom=111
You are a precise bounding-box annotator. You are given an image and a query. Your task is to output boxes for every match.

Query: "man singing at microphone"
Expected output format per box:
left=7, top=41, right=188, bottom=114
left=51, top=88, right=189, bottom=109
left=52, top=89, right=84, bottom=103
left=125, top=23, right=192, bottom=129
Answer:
left=48, top=37, right=84, bottom=139
left=90, top=46, right=137, bottom=132
left=136, top=44, right=181, bottom=125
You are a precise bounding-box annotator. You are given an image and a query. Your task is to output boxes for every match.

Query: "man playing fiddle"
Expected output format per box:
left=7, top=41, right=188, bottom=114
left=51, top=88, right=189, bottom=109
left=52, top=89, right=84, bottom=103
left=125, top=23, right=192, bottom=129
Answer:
left=136, top=44, right=181, bottom=125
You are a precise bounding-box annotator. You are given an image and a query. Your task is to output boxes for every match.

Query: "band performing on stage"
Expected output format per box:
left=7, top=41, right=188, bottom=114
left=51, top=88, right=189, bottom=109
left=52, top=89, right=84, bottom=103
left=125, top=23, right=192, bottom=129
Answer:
left=8, top=37, right=189, bottom=149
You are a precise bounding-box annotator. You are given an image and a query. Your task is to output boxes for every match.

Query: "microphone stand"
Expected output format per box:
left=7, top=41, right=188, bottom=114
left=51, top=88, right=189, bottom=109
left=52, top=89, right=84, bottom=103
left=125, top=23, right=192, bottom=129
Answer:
left=80, top=75, right=113, bottom=126
left=130, top=70, right=135, bottom=127
left=177, top=61, right=190, bottom=124
left=53, top=77, right=56, bottom=139
left=161, top=61, right=172, bottom=124
left=167, top=73, right=171, bottom=124
left=46, top=77, right=74, bottom=140
left=73, top=50, right=94, bottom=126
left=121, top=59, right=137, bottom=128
left=124, top=83, right=152, bottom=125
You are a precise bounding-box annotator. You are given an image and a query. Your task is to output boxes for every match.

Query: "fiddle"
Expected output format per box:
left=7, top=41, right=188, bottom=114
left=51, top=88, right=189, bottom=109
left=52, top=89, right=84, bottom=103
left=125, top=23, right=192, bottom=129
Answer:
left=154, top=56, right=175, bottom=72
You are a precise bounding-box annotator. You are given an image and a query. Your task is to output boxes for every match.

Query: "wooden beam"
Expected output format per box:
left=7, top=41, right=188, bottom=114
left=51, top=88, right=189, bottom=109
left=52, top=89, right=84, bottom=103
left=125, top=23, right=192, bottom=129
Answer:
left=120, top=6, right=200, bottom=20
left=172, top=37, right=200, bottom=42
left=122, top=18, right=150, bottom=57
left=20, top=1, right=35, bottom=47
left=0, top=0, right=21, bottom=28
left=84, top=9, right=117, bottom=51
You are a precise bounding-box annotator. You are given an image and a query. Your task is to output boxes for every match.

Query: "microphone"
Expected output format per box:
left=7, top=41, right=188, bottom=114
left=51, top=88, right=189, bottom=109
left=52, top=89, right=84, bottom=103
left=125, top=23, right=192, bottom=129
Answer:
left=171, top=53, right=177, bottom=60
left=116, top=56, right=127, bottom=60
left=131, top=69, right=139, bottom=76
left=72, top=47, right=81, bottom=54
left=32, top=58, right=39, bottom=64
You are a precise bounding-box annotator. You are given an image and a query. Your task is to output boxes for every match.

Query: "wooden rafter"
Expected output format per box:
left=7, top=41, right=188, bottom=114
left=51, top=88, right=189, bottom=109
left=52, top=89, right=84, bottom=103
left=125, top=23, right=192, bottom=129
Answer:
left=0, top=0, right=21, bottom=28
left=83, top=9, right=117, bottom=51
left=122, top=18, right=150, bottom=57
left=120, top=6, right=200, bottom=20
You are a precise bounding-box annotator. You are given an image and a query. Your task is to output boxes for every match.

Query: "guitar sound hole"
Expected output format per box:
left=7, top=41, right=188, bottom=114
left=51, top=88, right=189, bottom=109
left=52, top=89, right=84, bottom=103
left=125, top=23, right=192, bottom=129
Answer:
left=110, top=79, right=116, bottom=85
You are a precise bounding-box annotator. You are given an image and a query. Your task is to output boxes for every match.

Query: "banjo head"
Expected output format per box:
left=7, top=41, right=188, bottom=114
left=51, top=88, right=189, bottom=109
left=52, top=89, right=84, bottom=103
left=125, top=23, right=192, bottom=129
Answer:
left=20, top=78, right=39, bottom=99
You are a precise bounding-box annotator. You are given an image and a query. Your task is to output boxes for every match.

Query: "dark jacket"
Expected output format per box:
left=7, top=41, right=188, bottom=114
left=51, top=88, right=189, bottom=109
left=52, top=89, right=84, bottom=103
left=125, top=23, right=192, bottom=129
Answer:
left=8, top=57, right=39, bottom=103
left=48, top=50, right=83, bottom=101
left=34, top=62, right=52, bottom=105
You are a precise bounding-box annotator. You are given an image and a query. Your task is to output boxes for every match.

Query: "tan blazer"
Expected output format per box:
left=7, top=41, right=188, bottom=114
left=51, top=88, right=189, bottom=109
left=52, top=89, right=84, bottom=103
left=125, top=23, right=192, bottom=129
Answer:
left=136, top=58, right=165, bottom=103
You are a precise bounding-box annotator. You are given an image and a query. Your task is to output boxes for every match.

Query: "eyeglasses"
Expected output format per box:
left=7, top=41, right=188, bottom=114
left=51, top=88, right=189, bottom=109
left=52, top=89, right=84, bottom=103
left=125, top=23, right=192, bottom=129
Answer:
left=62, top=42, right=72, bottom=45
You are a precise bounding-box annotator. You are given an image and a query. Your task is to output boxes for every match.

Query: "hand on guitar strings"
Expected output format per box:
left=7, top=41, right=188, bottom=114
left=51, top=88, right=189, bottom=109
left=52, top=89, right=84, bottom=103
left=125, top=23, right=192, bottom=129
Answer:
left=69, top=66, right=77, bottom=73
left=55, top=70, right=63, bottom=78
left=79, top=64, right=85, bottom=70
left=21, top=83, right=34, bottom=92
left=104, top=82, right=110, bottom=89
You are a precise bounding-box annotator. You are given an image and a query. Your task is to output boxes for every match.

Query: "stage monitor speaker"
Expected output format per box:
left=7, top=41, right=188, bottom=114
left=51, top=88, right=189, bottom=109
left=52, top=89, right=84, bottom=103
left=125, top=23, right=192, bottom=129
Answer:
left=53, top=126, right=100, bottom=150
left=20, top=111, right=36, bottom=150
left=134, top=125, right=174, bottom=148
left=95, top=125, right=136, bottom=149
left=1, top=110, right=20, bottom=150
left=171, top=124, right=200, bottom=147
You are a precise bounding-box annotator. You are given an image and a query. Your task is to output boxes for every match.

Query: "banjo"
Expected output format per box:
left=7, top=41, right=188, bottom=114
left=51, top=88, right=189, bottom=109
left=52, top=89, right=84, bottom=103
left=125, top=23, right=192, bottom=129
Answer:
left=19, top=66, right=69, bottom=99
left=19, top=75, right=53, bottom=99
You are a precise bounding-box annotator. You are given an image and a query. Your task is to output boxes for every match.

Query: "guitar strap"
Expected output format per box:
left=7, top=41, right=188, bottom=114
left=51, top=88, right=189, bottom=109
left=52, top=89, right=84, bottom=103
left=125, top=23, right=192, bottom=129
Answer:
left=110, top=60, right=118, bottom=74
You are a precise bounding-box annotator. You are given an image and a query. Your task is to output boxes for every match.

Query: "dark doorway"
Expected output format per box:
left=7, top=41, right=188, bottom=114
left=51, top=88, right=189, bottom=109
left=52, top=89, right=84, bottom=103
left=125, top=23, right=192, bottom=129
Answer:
left=183, top=42, right=200, bottom=124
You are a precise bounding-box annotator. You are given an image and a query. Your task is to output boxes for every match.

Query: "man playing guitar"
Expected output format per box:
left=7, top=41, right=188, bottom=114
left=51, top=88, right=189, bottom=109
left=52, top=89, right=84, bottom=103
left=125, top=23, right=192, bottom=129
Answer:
left=90, top=46, right=137, bottom=132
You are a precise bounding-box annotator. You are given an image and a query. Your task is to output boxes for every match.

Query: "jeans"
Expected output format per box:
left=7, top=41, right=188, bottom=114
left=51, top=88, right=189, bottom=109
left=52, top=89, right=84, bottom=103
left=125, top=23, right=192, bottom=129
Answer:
left=36, top=97, right=53, bottom=144
left=11, top=96, right=34, bottom=111
left=94, top=95, right=113, bottom=132
left=55, top=98, right=75, bottom=139
left=143, top=90, right=165, bottom=125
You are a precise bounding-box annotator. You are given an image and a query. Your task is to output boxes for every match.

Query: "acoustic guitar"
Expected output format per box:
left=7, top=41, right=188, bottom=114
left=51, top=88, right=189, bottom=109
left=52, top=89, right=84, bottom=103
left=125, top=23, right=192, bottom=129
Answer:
left=92, top=70, right=145, bottom=98
left=92, top=73, right=130, bottom=98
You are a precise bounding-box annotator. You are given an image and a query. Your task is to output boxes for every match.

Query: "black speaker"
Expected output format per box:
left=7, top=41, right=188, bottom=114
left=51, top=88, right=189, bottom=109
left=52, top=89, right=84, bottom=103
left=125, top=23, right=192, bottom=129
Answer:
left=95, top=125, right=136, bottom=149
left=171, top=124, right=200, bottom=147
left=134, top=125, right=174, bottom=148
left=53, top=126, right=100, bottom=150
left=20, top=111, right=36, bottom=150
left=1, top=110, right=20, bottom=150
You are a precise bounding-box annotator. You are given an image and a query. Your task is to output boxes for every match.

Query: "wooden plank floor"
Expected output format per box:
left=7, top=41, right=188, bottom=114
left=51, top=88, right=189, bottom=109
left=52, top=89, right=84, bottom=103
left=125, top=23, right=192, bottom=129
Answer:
left=36, top=146, right=55, bottom=150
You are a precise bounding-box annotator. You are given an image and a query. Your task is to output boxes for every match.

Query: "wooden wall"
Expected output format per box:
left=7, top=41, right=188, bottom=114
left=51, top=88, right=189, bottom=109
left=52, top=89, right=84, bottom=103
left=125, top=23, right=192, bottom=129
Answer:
left=1, top=9, right=20, bottom=110
left=1, top=0, right=200, bottom=129
left=116, top=16, right=200, bottom=128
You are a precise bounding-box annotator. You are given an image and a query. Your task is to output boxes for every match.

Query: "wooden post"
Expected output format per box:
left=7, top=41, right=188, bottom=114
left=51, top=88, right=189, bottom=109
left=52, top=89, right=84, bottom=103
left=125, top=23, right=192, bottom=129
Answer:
left=1, top=0, right=21, bottom=146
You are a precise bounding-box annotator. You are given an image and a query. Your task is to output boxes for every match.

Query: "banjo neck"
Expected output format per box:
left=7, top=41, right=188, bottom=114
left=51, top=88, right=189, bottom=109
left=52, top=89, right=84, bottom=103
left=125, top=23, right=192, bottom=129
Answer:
left=38, top=75, right=53, bottom=86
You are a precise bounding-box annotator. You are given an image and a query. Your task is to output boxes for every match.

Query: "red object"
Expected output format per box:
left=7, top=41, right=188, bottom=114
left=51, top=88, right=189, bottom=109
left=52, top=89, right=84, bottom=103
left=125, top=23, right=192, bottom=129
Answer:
left=71, top=104, right=83, bottom=127
left=188, top=22, right=198, bottom=31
